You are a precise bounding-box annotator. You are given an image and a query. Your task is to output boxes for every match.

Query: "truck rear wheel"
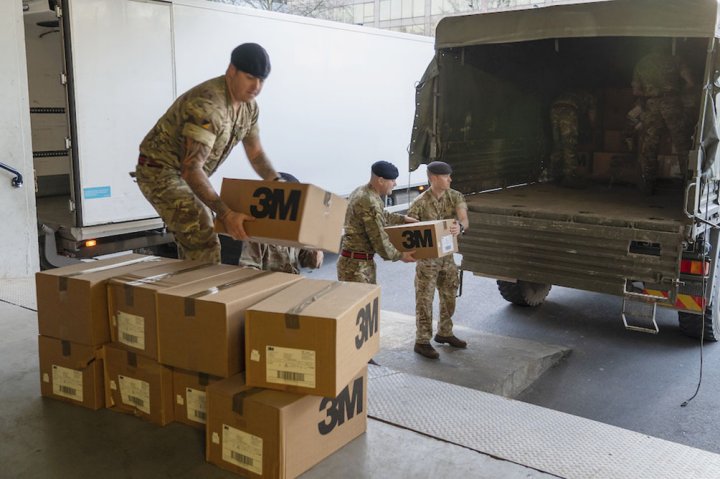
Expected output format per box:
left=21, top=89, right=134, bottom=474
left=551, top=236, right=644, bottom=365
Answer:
left=497, top=280, right=552, bottom=307
left=678, top=309, right=720, bottom=342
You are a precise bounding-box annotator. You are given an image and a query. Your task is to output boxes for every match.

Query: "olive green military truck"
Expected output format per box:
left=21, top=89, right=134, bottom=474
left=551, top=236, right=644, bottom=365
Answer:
left=410, top=0, right=720, bottom=340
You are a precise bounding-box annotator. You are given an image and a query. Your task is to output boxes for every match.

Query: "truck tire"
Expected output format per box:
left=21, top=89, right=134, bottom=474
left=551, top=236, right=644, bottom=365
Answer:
left=497, top=280, right=552, bottom=307
left=678, top=310, right=720, bottom=342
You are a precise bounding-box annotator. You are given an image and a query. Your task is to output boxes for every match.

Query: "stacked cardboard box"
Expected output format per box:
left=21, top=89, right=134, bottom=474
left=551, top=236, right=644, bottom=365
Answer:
left=35, top=181, right=370, bottom=476
left=36, top=254, right=178, bottom=410
left=204, top=278, right=380, bottom=477
left=206, top=368, right=368, bottom=479
left=107, top=261, right=237, bottom=360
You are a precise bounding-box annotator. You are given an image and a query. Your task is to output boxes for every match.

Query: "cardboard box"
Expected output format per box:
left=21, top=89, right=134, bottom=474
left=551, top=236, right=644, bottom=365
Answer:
left=591, top=152, right=640, bottom=183
left=156, top=269, right=302, bottom=377
left=108, top=261, right=237, bottom=359
left=215, top=178, right=347, bottom=253
left=384, top=220, right=458, bottom=260
left=103, top=343, right=174, bottom=425
left=245, top=279, right=380, bottom=397
left=36, top=254, right=177, bottom=346
left=172, top=368, right=222, bottom=429
left=206, top=367, right=368, bottom=479
left=38, top=336, right=104, bottom=410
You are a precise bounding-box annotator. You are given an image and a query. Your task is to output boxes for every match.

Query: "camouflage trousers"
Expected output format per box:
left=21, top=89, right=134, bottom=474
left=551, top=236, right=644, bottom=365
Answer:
left=638, top=96, right=689, bottom=180
left=550, top=105, right=580, bottom=179
left=415, top=256, right=459, bottom=344
left=336, top=255, right=376, bottom=284
left=135, top=165, right=221, bottom=263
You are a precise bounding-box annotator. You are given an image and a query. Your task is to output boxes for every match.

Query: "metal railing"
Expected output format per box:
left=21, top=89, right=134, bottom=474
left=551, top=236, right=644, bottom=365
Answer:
left=0, top=162, right=24, bottom=188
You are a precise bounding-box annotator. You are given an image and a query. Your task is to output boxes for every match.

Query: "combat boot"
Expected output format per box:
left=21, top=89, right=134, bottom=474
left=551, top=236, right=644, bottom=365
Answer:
left=434, top=334, right=468, bottom=349
left=414, top=342, right=440, bottom=359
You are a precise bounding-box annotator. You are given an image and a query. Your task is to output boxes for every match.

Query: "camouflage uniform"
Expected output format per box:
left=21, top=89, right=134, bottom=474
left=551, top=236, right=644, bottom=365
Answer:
left=632, top=51, right=690, bottom=185
left=550, top=90, right=596, bottom=180
left=336, top=184, right=406, bottom=284
left=407, top=188, right=467, bottom=344
left=239, top=241, right=320, bottom=274
left=135, top=76, right=260, bottom=263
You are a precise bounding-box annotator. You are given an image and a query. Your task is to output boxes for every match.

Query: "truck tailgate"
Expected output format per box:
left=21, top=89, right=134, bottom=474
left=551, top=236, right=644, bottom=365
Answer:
left=461, top=183, right=688, bottom=296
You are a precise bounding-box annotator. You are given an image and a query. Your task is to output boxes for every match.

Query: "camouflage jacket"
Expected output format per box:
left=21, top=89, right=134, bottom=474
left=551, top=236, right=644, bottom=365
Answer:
left=552, top=90, right=596, bottom=114
left=139, top=76, right=259, bottom=175
left=407, top=188, right=467, bottom=222
left=340, top=184, right=405, bottom=261
left=239, top=241, right=320, bottom=275
left=632, top=51, right=683, bottom=98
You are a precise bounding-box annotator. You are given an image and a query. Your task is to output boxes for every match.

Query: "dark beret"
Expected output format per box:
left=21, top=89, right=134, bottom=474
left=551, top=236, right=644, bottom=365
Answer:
left=230, top=43, right=271, bottom=80
left=278, top=172, right=299, bottom=183
left=427, top=161, right=452, bottom=175
left=371, top=161, right=399, bottom=180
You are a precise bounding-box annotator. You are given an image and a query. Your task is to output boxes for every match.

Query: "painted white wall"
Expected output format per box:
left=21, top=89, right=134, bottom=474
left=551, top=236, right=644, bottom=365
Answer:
left=0, top=2, right=40, bottom=278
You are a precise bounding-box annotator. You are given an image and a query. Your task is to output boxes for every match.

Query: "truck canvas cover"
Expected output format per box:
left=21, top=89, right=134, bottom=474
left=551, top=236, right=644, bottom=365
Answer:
left=410, top=0, right=720, bottom=299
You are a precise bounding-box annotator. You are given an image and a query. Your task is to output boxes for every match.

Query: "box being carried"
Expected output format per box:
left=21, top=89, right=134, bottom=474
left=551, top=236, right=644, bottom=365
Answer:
left=206, top=368, right=368, bottom=479
left=36, top=254, right=177, bottom=346
left=107, top=261, right=237, bottom=360
left=245, top=279, right=380, bottom=397
left=384, top=219, right=458, bottom=260
left=214, top=178, right=347, bottom=253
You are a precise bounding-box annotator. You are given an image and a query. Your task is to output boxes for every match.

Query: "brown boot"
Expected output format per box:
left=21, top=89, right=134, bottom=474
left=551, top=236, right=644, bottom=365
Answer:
left=434, top=334, right=468, bottom=349
left=414, top=342, right=439, bottom=359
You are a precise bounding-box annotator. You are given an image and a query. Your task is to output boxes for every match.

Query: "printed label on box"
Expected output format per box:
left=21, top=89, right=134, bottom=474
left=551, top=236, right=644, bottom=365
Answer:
left=222, top=425, right=263, bottom=475
left=186, top=387, right=207, bottom=424
left=441, top=234, right=454, bottom=254
left=117, top=311, right=146, bottom=350
left=118, top=375, right=150, bottom=415
left=51, top=364, right=83, bottom=402
left=266, top=345, right=316, bottom=388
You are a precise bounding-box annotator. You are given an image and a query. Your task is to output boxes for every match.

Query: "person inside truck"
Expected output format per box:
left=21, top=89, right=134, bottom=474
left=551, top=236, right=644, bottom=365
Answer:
left=631, top=39, right=695, bottom=195
left=549, top=89, right=597, bottom=188
left=407, top=161, right=469, bottom=360
left=135, top=43, right=282, bottom=263
left=238, top=172, right=323, bottom=274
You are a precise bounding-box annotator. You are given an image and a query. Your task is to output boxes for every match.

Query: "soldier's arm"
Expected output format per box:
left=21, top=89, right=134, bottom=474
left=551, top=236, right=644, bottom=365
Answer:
left=181, top=137, right=252, bottom=240
left=363, top=205, right=403, bottom=262
left=383, top=210, right=407, bottom=226
left=298, top=248, right=323, bottom=269
left=238, top=241, right=264, bottom=270
left=452, top=206, right=469, bottom=236
left=243, top=135, right=279, bottom=181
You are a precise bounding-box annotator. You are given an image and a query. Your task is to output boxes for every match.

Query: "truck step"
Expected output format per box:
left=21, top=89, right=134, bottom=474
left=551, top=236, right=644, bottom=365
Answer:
left=621, top=295, right=659, bottom=334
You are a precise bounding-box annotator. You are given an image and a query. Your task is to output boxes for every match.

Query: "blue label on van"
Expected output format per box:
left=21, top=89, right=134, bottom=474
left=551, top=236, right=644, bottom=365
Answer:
left=84, top=186, right=111, bottom=199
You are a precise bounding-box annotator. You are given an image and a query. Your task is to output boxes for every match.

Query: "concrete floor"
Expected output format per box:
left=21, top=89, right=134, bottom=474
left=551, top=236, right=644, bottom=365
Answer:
left=0, top=281, right=554, bottom=478
left=5, top=250, right=720, bottom=477
left=309, top=254, right=720, bottom=454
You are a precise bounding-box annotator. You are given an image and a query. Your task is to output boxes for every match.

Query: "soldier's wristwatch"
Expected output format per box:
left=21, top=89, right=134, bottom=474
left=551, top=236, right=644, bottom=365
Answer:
left=459, top=223, right=465, bottom=235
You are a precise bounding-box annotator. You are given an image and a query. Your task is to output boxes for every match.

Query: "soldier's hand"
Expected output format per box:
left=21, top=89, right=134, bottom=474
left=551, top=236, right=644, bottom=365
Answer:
left=404, top=215, right=419, bottom=224
left=222, top=211, right=254, bottom=240
left=450, top=222, right=461, bottom=236
left=400, top=251, right=416, bottom=263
